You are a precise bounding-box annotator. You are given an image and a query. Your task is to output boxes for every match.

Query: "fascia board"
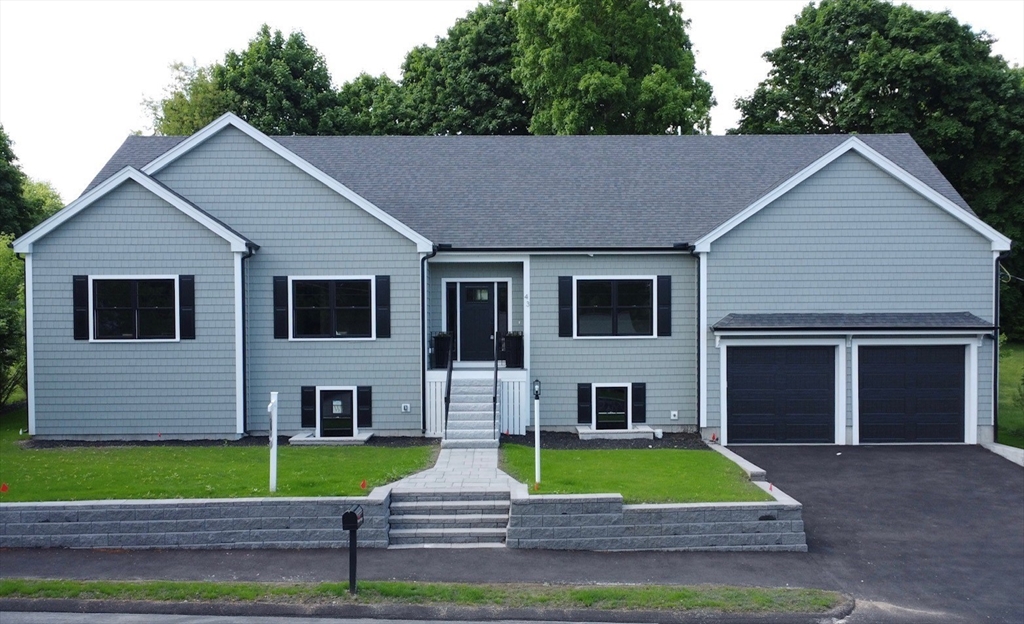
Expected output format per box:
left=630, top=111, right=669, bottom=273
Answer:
left=13, top=167, right=250, bottom=253
left=693, top=137, right=1011, bottom=253
left=141, top=112, right=434, bottom=253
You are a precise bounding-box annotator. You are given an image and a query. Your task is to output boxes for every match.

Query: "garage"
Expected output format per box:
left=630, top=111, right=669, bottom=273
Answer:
left=726, top=346, right=836, bottom=443
left=858, top=345, right=965, bottom=443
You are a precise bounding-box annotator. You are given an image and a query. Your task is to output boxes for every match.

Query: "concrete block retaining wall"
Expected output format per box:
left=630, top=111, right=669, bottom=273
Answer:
left=0, top=490, right=389, bottom=549
left=506, top=483, right=807, bottom=552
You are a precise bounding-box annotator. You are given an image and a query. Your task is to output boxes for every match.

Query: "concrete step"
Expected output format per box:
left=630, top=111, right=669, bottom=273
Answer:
left=389, top=514, right=509, bottom=530
left=388, top=528, right=506, bottom=545
left=448, top=401, right=494, bottom=412
left=446, top=420, right=494, bottom=431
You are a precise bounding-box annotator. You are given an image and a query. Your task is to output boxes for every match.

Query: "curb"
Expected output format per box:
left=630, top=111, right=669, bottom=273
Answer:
left=0, top=596, right=857, bottom=624
left=981, top=442, right=1024, bottom=467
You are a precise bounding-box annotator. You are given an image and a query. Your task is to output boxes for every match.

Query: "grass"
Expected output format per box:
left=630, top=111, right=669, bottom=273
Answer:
left=501, top=444, right=771, bottom=504
left=0, top=578, right=844, bottom=613
left=0, top=406, right=435, bottom=502
left=999, top=342, right=1024, bottom=449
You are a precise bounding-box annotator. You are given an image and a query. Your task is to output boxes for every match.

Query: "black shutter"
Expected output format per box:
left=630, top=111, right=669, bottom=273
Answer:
left=656, top=275, right=671, bottom=337
left=73, top=275, right=89, bottom=340
left=558, top=276, right=573, bottom=337
left=375, top=276, right=390, bottom=338
left=577, top=383, right=592, bottom=425
left=179, top=275, right=195, bottom=340
left=632, top=383, right=646, bottom=424
left=357, top=386, right=372, bottom=428
left=273, top=276, right=288, bottom=339
left=301, top=386, right=316, bottom=428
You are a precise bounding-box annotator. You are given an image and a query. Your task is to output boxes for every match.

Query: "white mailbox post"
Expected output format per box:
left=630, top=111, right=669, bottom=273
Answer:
left=268, top=392, right=278, bottom=492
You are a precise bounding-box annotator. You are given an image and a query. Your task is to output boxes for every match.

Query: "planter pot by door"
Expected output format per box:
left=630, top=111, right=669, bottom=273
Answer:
left=504, top=334, right=524, bottom=368
left=433, top=335, right=452, bottom=369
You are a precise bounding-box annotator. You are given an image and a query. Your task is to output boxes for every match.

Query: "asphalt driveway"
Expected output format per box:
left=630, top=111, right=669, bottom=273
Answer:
left=734, top=444, right=1024, bottom=623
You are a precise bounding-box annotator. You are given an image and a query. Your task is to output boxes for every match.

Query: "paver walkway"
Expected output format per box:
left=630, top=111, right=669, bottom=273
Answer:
left=389, top=448, right=520, bottom=492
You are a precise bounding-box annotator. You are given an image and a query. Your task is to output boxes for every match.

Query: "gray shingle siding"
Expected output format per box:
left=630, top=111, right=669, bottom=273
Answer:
left=529, top=254, right=697, bottom=429
left=706, top=152, right=996, bottom=430
left=152, top=127, right=423, bottom=434
left=31, top=180, right=237, bottom=438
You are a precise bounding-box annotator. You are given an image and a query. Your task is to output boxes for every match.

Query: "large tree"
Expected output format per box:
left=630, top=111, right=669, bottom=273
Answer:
left=734, top=0, right=1024, bottom=337
left=399, top=0, right=530, bottom=135
left=150, top=25, right=341, bottom=136
left=512, top=0, right=713, bottom=135
left=1, top=126, right=61, bottom=238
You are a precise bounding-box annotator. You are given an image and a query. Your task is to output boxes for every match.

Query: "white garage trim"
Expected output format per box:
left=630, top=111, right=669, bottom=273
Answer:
left=718, top=338, right=846, bottom=446
left=851, top=337, right=978, bottom=445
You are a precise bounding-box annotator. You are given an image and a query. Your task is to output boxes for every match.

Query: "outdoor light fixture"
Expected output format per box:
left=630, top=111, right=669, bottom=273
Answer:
left=533, top=379, right=541, bottom=400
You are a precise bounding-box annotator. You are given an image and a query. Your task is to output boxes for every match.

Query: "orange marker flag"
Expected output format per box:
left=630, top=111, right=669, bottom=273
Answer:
left=0, top=483, right=8, bottom=493
left=360, top=479, right=367, bottom=490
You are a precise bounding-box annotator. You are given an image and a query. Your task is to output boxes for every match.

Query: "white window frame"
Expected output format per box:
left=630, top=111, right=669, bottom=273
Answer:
left=88, top=275, right=180, bottom=343
left=592, top=382, right=633, bottom=430
left=288, top=275, right=376, bottom=341
left=718, top=338, right=846, bottom=446
left=572, top=275, right=658, bottom=340
left=851, top=337, right=978, bottom=445
left=314, top=385, right=359, bottom=438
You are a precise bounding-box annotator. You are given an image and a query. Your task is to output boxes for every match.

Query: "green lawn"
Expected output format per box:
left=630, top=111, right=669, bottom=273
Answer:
left=501, top=443, right=771, bottom=504
left=0, top=578, right=844, bottom=614
left=999, top=342, right=1024, bottom=449
left=0, top=407, right=435, bottom=502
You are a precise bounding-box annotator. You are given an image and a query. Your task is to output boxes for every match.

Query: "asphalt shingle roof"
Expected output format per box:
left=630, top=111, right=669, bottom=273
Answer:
left=86, top=133, right=973, bottom=249
left=712, top=312, right=993, bottom=331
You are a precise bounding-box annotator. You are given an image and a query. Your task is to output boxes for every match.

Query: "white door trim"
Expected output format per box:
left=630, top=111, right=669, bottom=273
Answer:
left=314, top=385, right=359, bottom=438
left=441, top=278, right=512, bottom=362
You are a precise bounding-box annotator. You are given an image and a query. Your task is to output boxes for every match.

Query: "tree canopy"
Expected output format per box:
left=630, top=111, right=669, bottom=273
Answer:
left=513, top=0, right=713, bottom=134
left=1, top=126, right=63, bottom=238
left=733, top=0, right=1024, bottom=337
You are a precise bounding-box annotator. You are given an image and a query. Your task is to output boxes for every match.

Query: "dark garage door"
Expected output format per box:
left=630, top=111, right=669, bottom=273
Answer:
left=859, top=345, right=964, bottom=443
left=727, top=346, right=835, bottom=443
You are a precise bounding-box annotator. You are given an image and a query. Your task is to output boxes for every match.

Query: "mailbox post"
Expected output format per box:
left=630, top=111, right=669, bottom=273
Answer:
left=341, top=505, right=364, bottom=594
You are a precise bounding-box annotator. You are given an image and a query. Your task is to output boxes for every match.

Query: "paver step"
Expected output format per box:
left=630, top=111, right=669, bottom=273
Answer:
left=389, top=514, right=509, bottom=530
left=441, top=439, right=499, bottom=449
left=390, top=501, right=510, bottom=515
left=388, top=527, right=506, bottom=545
left=390, top=490, right=511, bottom=503
left=444, top=430, right=496, bottom=441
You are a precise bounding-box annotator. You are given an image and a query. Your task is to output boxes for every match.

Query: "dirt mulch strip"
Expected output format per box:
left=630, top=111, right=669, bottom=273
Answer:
left=501, top=431, right=709, bottom=450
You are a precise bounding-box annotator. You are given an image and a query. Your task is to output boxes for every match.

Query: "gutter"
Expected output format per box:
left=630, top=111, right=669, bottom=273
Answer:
left=994, top=250, right=1010, bottom=443
left=240, top=244, right=257, bottom=434
left=431, top=244, right=693, bottom=253
left=420, top=244, right=439, bottom=433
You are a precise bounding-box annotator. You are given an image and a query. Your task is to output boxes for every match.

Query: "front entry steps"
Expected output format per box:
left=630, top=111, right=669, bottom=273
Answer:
left=442, top=378, right=499, bottom=449
left=388, top=490, right=510, bottom=548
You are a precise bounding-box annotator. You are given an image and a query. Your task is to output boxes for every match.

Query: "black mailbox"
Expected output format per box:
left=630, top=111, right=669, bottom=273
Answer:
left=342, top=505, right=364, bottom=531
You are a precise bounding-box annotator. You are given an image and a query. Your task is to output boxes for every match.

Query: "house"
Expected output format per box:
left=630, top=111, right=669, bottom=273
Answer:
left=12, top=113, right=1011, bottom=445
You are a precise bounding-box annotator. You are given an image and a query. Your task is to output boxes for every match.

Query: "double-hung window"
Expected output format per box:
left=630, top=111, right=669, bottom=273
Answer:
left=575, top=278, right=654, bottom=337
left=89, top=277, right=178, bottom=340
left=291, top=278, right=374, bottom=339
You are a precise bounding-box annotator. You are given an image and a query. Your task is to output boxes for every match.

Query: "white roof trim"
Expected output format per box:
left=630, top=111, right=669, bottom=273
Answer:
left=12, top=167, right=251, bottom=253
left=141, top=112, right=435, bottom=253
left=693, top=137, right=1011, bottom=253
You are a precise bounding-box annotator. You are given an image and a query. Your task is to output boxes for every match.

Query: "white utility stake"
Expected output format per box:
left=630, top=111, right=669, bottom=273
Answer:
left=268, top=392, right=278, bottom=492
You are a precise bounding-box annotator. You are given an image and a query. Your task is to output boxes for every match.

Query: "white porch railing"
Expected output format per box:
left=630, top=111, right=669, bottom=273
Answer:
left=425, top=370, right=529, bottom=437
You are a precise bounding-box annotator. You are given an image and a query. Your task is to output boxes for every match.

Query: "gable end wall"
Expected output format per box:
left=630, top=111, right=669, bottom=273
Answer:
left=706, top=151, right=995, bottom=431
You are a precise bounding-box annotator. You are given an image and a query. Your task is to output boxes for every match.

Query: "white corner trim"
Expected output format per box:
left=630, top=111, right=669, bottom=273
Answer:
left=692, top=137, right=1011, bottom=253
left=12, top=167, right=251, bottom=254
left=234, top=252, right=245, bottom=435
left=697, top=252, right=708, bottom=428
left=140, top=112, right=434, bottom=253
left=25, top=253, right=35, bottom=435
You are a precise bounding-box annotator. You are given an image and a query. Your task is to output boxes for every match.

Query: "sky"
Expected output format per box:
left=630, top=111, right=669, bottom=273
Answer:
left=0, top=0, right=1021, bottom=204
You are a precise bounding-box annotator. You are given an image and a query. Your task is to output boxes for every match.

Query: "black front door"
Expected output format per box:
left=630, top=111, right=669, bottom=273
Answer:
left=320, top=390, right=354, bottom=437
left=460, top=282, right=495, bottom=361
